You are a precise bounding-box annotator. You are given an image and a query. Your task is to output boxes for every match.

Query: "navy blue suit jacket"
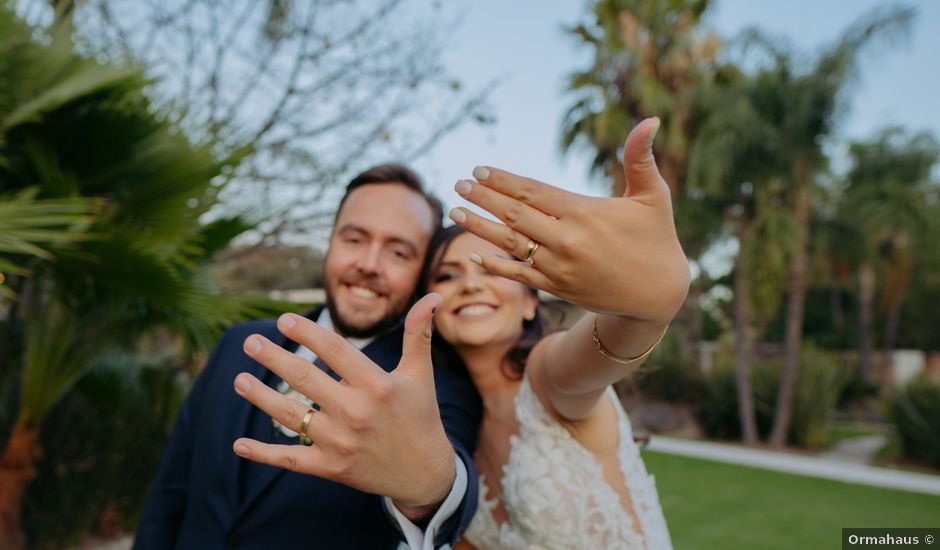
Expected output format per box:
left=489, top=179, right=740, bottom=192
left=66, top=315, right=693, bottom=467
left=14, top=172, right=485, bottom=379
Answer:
left=135, top=308, right=482, bottom=549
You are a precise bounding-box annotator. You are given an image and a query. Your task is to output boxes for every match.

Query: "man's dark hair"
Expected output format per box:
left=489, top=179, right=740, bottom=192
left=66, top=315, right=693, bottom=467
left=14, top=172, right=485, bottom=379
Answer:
left=335, top=163, right=444, bottom=230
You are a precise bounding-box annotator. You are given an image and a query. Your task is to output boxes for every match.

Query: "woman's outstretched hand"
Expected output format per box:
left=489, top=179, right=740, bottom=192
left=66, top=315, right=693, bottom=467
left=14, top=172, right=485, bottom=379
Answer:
left=449, top=118, right=690, bottom=326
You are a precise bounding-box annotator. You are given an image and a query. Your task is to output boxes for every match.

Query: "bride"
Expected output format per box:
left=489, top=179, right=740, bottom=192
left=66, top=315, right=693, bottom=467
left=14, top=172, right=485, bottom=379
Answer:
left=427, top=118, right=683, bottom=549
left=241, top=118, right=687, bottom=548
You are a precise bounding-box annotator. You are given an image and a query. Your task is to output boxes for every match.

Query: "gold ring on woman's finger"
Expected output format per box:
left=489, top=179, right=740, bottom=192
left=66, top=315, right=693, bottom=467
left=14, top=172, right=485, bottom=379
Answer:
left=524, top=239, right=541, bottom=266
left=299, top=407, right=316, bottom=446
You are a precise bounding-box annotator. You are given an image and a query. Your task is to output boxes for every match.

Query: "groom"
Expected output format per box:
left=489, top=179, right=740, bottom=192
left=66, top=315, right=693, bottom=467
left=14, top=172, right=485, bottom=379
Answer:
left=135, top=164, right=482, bottom=549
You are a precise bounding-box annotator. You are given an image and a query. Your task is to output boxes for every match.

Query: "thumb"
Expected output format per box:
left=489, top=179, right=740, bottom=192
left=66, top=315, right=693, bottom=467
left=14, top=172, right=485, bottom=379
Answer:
left=622, top=117, right=669, bottom=201
left=396, top=292, right=443, bottom=381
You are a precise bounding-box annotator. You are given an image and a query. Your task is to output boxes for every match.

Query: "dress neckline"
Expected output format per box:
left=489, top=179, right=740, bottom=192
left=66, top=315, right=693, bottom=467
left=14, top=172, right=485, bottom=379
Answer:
left=473, top=375, right=645, bottom=544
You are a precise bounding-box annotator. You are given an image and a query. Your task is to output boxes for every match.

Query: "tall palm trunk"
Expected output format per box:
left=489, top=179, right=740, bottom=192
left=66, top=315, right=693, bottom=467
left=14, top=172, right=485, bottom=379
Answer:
left=882, top=280, right=910, bottom=358
left=857, top=262, right=876, bottom=381
left=734, top=223, right=759, bottom=445
left=769, top=160, right=811, bottom=447
left=882, top=236, right=913, bottom=357
left=0, top=418, right=41, bottom=549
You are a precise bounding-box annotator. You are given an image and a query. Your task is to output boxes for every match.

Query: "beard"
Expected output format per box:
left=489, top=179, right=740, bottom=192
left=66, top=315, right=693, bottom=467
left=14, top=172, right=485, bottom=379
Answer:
left=324, top=278, right=409, bottom=338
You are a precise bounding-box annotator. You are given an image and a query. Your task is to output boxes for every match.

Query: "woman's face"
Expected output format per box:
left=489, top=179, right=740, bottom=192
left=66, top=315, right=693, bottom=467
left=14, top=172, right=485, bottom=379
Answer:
left=428, top=232, right=538, bottom=352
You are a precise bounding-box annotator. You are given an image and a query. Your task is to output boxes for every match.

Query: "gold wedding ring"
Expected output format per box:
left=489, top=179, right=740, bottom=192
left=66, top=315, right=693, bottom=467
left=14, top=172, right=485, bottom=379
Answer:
left=524, top=239, right=541, bottom=266
left=299, top=408, right=316, bottom=446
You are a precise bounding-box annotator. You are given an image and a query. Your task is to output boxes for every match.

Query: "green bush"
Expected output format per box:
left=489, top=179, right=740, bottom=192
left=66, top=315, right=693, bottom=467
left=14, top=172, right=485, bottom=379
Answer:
left=889, top=376, right=940, bottom=469
left=21, top=356, right=188, bottom=549
left=697, top=361, right=775, bottom=441
left=699, top=344, right=848, bottom=447
left=633, top=327, right=707, bottom=404
left=697, top=364, right=748, bottom=440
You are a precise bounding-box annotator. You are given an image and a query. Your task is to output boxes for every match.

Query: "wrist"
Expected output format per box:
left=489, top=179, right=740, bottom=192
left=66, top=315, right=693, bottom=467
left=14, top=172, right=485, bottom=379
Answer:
left=595, top=314, right=668, bottom=364
left=393, top=448, right=456, bottom=522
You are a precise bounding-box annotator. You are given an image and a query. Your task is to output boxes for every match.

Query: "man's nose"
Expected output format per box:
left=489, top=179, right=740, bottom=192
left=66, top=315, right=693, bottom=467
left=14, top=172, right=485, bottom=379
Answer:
left=355, top=244, right=382, bottom=274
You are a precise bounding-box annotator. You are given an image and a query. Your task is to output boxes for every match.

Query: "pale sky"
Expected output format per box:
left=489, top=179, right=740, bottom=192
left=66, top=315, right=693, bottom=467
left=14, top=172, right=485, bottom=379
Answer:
left=414, top=0, right=940, bottom=215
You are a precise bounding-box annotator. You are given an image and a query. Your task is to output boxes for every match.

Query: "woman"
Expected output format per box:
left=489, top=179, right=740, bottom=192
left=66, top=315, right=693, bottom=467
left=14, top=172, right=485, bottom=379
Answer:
left=236, top=118, right=689, bottom=548
left=424, top=117, right=687, bottom=549
left=426, top=224, right=675, bottom=549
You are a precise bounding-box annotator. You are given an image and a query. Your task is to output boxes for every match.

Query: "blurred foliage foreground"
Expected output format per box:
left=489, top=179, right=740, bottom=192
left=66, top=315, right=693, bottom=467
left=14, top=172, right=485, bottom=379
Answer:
left=0, top=5, right=288, bottom=547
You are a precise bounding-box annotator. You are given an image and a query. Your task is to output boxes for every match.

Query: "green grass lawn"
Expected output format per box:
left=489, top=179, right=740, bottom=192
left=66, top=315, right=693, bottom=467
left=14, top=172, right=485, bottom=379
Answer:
left=642, top=450, right=940, bottom=550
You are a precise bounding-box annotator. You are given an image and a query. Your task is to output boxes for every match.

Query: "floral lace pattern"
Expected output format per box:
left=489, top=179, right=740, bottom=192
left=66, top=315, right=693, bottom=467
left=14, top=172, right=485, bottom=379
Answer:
left=464, top=376, right=673, bottom=549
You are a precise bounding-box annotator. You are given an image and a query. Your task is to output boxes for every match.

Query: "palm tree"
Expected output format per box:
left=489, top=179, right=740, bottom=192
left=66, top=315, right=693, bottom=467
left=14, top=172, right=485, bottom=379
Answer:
left=839, top=129, right=939, bottom=380
left=0, top=9, right=275, bottom=545
left=730, top=6, right=915, bottom=447
left=688, top=67, right=799, bottom=445
left=561, top=0, right=719, bottom=197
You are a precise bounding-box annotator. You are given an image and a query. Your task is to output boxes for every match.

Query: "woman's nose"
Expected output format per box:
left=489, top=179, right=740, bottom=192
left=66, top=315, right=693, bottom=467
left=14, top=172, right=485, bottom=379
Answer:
left=461, top=273, right=484, bottom=293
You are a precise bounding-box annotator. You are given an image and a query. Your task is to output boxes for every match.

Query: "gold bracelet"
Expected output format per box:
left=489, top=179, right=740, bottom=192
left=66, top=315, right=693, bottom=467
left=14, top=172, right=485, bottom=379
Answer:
left=591, top=314, right=667, bottom=366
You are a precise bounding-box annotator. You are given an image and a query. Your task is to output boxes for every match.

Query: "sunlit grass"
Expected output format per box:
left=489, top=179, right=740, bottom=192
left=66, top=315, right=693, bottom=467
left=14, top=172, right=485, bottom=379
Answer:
left=642, top=451, right=940, bottom=550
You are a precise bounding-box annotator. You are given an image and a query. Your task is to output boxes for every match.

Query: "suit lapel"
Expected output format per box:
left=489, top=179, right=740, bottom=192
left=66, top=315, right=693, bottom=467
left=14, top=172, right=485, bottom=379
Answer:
left=230, top=308, right=331, bottom=528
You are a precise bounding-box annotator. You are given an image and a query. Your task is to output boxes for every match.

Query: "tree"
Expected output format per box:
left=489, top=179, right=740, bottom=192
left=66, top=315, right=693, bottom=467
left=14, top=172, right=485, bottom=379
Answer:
left=733, top=6, right=916, bottom=447
left=16, top=0, right=494, bottom=242
left=839, top=128, right=940, bottom=377
left=561, top=0, right=719, bottom=197
left=688, top=67, right=798, bottom=445
left=0, top=9, right=276, bottom=545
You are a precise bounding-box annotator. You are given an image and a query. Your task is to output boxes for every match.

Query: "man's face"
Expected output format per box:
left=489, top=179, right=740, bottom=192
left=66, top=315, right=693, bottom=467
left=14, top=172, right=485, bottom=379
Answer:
left=324, top=183, right=435, bottom=337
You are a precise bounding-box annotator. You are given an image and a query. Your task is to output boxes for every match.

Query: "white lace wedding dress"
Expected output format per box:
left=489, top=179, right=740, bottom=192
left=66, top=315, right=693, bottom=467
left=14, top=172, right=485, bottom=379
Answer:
left=463, top=376, right=673, bottom=549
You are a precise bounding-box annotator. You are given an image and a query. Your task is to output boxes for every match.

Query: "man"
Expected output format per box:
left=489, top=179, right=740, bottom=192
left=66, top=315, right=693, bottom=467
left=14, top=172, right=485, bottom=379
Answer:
left=135, top=165, right=482, bottom=549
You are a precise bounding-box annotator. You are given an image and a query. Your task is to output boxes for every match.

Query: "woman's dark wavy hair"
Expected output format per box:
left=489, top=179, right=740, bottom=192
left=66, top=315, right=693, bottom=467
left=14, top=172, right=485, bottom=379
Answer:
left=421, top=225, right=545, bottom=380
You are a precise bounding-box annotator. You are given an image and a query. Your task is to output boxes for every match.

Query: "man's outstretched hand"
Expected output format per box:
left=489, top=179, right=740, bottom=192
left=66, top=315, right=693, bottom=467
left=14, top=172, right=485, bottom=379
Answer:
left=232, top=293, right=455, bottom=521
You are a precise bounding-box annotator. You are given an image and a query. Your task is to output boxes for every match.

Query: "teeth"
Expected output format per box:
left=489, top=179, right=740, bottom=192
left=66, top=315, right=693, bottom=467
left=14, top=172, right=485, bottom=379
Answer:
left=349, top=286, right=379, bottom=299
left=457, top=305, right=495, bottom=317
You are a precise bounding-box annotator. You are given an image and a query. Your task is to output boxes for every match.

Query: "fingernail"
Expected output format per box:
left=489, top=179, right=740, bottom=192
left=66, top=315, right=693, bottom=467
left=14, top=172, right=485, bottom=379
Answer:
left=235, top=443, right=250, bottom=457
left=646, top=118, right=661, bottom=149
left=472, top=166, right=489, bottom=181
left=455, top=179, right=472, bottom=197
left=469, top=253, right=482, bottom=265
left=244, top=335, right=262, bottom=354
left=448, top=207, right=466, bottom=224
left=278, top=314, right=296, bottom=329
left=235, top=374, right=252, bottom=394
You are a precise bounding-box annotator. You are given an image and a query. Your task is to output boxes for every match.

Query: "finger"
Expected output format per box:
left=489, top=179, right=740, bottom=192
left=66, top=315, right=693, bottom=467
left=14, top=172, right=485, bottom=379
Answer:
left=471, top=166, right=574, bottom=218
left=273, top=313, right=384, bottom=386
left=470, top=253, right=554, bottom=293
left=242, top=333, right=339, bottom=407
left=233, top=437, right=327, bottom=478
left=449, top=206, right=556, bottom=266
left=453, top=179, right=557, bottom=243
left=396, top=293, right=442, bottom=382
left=622, top=117, right=671, bottom=203
left=233, top=372, right=333, bottom=439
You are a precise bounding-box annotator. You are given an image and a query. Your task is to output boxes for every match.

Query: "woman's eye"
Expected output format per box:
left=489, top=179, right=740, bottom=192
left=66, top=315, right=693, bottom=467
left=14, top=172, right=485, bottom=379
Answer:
left=434, top=273, right=456, bottom=283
